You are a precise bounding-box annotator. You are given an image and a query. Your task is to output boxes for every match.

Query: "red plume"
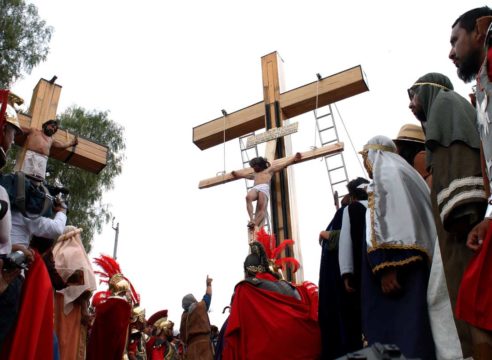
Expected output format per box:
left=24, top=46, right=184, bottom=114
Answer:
left=275, top=256, right=300, bottom=273
left=93, top=254, right=140, bottom=305
left=255, top=227, right=274, bottom=259
left=93, top=254, right=122, bottom=281
left=254, top=227, right=300, bottom=274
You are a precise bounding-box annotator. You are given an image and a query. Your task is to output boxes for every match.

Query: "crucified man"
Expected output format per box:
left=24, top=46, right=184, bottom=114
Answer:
left=232, top=152, right=301, bottom=230
left=20, top=119, right=78, bottom=180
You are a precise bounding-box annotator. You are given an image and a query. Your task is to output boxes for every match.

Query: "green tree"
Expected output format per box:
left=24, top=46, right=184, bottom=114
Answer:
left=45, top=106, right=126, bottom=251
left=0, top=0, right=53, bottom=87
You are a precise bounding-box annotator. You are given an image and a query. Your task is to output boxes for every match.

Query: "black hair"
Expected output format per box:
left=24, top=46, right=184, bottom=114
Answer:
left=30, top=235, right=55, bottom=254
left=249, top=157, right=270, bottom=171
left=346, top=177, right=370, bottom=201
left=453, top=6, right=492, bottom=32
left=42, top=119, right=59, bottom=130
left=396, top=141, right=425, bottom=167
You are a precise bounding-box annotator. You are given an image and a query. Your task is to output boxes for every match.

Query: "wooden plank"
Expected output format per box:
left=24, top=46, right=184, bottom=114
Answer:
left=192, top=66, right=368, bottom=150
left=198, top=142, right=344, bottom=189
left=280, top=66, right=368, bottom=118
left=192, top=101, right=265, bottom=151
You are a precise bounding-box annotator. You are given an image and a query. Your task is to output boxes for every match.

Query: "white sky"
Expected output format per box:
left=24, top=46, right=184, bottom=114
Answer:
left=11, top=0, right=487, bottom=329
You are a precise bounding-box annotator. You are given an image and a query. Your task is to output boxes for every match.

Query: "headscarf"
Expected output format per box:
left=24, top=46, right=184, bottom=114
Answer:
left=52, top=226, right=97, bottom=314
left=363, top=136, right=436, bottom=260
left=182, top=293, right=197, bottom=312
left=408, top=73, right=480, bottom=165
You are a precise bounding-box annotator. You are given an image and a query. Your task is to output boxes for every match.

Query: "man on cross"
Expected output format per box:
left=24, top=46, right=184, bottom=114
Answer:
left=20, top=119, right=78, bottom=180
left=232, top=152, right=301, bottom=230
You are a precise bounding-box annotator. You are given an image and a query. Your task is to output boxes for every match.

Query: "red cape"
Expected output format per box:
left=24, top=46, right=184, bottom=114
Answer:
left=222, top=280, right=321, bottom=360
left=1, top=252, right=53, bottom=360
left=86, top=297, right=131, bottom=360
left=456, top=221, right=492, bottom=330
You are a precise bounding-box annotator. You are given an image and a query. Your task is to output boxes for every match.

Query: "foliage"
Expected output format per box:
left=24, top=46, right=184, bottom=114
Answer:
left=5, top=106, right=126, bottom=251
left=0, top=0, right=53, bottom=87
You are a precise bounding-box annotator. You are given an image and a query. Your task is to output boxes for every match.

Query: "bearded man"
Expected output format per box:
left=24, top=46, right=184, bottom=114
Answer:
left=19, top=119, right=77, bottom=180
left=449, top=7, right=492, bottom=358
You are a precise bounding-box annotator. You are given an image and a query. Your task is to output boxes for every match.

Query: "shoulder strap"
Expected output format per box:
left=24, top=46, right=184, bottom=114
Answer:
left=14, top=171, right=52, bottom=219
left=14, top=171, right=27, bottom=216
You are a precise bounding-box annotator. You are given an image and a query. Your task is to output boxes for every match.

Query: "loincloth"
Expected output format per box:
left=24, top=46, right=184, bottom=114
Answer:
left=21, top=150, right=48, bottom=180
left=253, top=183, right=270, bottom=200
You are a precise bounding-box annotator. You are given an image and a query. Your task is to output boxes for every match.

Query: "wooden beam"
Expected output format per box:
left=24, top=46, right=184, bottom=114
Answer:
left=16, top=113, right=108, bottom=174
left=192, top=66, right=368, bottom=150
left=198, top=142, right=344, bottom=189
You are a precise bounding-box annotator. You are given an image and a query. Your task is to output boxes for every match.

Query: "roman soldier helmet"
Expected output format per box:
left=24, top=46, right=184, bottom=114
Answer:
left=93, top=254, right=139, bottom=304
left=246, top=228, right=300, bottom=277
left=0, top=90, right=23, bottom=135
left=131, top=305, right=146, bottom=324
left=148, top=310, right=173, bottom=337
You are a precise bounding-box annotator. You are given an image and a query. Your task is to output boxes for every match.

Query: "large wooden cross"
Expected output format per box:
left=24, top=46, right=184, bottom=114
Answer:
left=13, top=77, right=107, bottom=174
left=193, top=52, right=368, bottom=281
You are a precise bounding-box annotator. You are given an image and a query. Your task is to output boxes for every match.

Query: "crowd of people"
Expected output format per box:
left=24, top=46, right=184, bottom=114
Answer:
left=1, top=5, right=492, bottom=360
left=318, top=6, right=492, bottom=359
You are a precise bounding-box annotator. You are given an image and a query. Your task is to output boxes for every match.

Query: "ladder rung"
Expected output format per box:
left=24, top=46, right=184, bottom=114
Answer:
left=328, top=165, right=345, bottom=172
left=319, top=125, right=335, bottom=132
left=315, top=113, right=332, bottom=120
left=331, top=180, right=348, bottom=186
left=321, top=139, right=338, bottom=145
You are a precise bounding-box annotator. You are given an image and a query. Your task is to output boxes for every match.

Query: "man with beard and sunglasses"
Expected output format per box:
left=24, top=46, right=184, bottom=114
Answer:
left=19, top=119, right=78, bottom=181
left=449, top=6, right=492, bottom=358
left=407, top=72, right=487, bottom=358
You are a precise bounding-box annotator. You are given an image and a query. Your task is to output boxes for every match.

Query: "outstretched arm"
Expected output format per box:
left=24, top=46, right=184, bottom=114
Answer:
left=231, top=170, right=254, bottom=180
left=269, top=152, right=301, bottom=173
left=52, top=135, right=78, bottom=150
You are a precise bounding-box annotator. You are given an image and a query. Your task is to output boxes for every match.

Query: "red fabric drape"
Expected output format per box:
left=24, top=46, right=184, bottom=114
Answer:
left=456, top=220, right=492, bottom=330
left=222, top=281, right=320, bottom=360
left=86, top=297, right=131, bottom=360
left=1, top=251, right=53, bottom=360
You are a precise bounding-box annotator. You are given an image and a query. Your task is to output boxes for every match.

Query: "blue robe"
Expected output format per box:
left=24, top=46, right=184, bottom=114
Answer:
left=319, top=203, right=364, bottom=359
left=361, top=239, right=435, bottom=359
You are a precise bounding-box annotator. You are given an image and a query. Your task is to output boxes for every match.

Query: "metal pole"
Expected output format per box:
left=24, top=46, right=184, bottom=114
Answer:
left=112, top=217, right=120, bottom=260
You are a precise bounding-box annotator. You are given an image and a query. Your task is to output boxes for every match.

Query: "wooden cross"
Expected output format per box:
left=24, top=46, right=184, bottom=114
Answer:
left=13, top=77, right=107, bottom=174
left=193, top=52, right=368, bottom=281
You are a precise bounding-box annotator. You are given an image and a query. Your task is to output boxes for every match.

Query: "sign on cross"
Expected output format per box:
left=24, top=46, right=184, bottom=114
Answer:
left=14, top=77, right=108, bottom=174
left=193, top=52, right=368, bottom=282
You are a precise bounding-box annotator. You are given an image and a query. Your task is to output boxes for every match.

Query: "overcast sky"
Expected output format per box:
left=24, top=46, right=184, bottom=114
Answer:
left=12, top=0, right=487, bottom=328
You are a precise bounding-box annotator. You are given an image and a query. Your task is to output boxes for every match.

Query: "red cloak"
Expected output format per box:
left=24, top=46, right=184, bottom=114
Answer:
left=456, top=221, right=492, bottom=330
left=222, top=279, right=321, bottom=360
left=1, top=251, right=53, bottom=360
left=86, top=297, right=131, bottom=360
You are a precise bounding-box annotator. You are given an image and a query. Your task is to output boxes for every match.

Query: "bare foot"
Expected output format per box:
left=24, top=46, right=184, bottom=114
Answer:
left=247, top=221, right=255, bottom=229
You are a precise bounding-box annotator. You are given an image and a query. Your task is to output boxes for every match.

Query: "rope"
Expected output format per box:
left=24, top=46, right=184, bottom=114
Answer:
left=333, top=103, right=367, bottom=177
left=312, top=73, right=322, bottom=150
left=216, top=109, right=228, bottom=179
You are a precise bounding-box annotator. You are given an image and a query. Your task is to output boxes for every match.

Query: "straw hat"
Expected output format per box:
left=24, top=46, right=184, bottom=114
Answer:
left=393, top=124, right=425, bottom=144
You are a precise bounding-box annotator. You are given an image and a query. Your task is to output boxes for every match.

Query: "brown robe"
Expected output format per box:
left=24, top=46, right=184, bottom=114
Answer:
left=179, top=301, right=213, bottom=360
left=429, top=142, right=487, bottom=357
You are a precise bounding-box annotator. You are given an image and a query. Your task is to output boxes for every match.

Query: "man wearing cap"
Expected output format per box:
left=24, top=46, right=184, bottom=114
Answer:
left=20, top=119, right=78, bottom=180
left=408, top=72, right=487, bottom=357
left=393, top=123, right=429, bottom=181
